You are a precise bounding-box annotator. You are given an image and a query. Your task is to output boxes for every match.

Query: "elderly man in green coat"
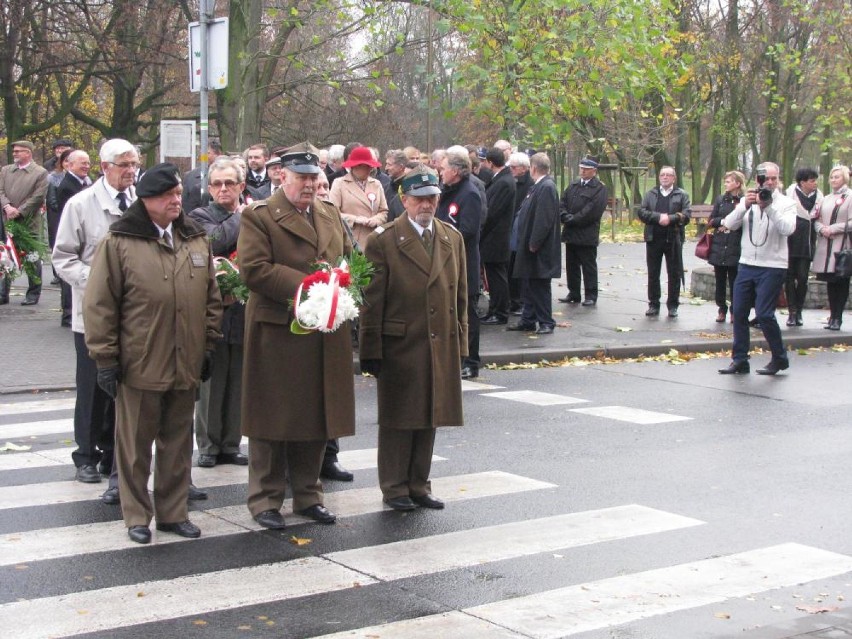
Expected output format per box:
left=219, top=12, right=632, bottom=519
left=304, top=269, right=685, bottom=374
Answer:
left=359, top=165, right=468, bottom=511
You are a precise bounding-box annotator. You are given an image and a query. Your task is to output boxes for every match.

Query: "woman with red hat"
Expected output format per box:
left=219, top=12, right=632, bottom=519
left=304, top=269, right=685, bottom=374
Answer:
left=328, top=146, right=389, bottom=248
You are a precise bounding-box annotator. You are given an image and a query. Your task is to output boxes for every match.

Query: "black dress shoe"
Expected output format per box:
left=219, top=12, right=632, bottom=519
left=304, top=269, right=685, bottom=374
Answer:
left=558, top=296, right=581, bottom=303
left=645, top=305, right=660, bottom=316
left=667, top=307, right=679, bottom=318
left=718, top=361, right=750, bottom=375
left=321, top=460, right=354, bottom=482
left=298, top=504, right=337, bottom=524
left=97, top=461, right=112, bottom=476
left=795, top=312, right=803, bottom=327
left=506, top=323, right=536, bottom=331
left=101, top=487, right=120, bottom=505
left=581, top=299, right=597, bottom=306
left=826, top=318, right=841, bottom=330
left=384, top=496, right=417, bottom=511
left=217, top=452, right=248, bottom=465
left=128, top=526, right=151, bottom=544
left=510, top=309, right=522, bottom=316
left=411, top=493, right=445, bottom=509
left=481, top=315, right=507, bottom=325
left=187, top=484, right=208, bottom=501
left=748, top=317, right=760, bottom=328
left=75, top=464, right=102, bottom=483
left=20, top=297, right=38, bottom=306
left=61, top=319, right=72, bottom=328
left=786, top=312, right=797, bottom=327
left=50, top=276, right=61, bottom=286
left=756, top=359, right=789, bottom=375
left=535, top=325, right=554, bottom=335
left=156, top=520, right=202, bottom=538
left=254, top=509, right=286, bottom=529
left=461, top=366, right=479, bottom=380
left=197, top=454, right=216, bottom=468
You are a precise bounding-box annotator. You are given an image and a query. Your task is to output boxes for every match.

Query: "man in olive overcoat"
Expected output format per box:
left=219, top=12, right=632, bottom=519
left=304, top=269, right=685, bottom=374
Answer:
left=238, top=142, right=356, bottom=529
left=359, top=166, right=468, bottom=511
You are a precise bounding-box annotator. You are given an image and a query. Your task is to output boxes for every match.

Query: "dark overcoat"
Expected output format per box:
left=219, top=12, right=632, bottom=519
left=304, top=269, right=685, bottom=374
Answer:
left=707, top=193, right=742, bottom=267
left=436, top=176, right=481, bottom=294
left=559, top=176, right=608, bottom=246
left=512, top=176, right=562, bottom=279
left=237, top=189, right=356, bottom=441
left=480, top=167, right=516, bottom=262
left=359, top=216, right=468, bottom=429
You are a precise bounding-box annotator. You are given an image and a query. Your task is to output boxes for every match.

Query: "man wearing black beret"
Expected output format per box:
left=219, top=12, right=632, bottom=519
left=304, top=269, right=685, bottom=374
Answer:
left=84, top=163, right=223, bottom=544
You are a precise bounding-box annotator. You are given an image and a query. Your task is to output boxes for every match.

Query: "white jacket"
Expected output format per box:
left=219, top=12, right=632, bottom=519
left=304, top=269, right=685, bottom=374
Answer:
left=52, top=178, right=136, bottom=333
left=722, top=190, right=797, bottom=269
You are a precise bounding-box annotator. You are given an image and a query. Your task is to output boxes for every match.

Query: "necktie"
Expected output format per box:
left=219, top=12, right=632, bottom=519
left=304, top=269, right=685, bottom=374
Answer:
left=117, top=192, right=128, bottom=212
left=163, top=230, right=173, bottom=249
left=422, top=228, right=433, bottom=255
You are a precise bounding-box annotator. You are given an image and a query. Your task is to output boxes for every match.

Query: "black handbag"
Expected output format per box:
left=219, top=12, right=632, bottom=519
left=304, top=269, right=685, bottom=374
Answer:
left=834, top=221, right=852, bottom=278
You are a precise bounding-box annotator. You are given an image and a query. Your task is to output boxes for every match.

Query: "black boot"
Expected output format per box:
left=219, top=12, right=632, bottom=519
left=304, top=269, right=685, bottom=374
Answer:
left=0, top=275, right=9, bottom=305
left=786, top=309, right=796, bottom=327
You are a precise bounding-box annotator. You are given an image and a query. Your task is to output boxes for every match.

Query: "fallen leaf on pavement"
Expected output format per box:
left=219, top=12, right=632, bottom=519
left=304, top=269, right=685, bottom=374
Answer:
left=615, top=326, right=632, bottom=332
left=0, top=442, right=31, bottom=452
left=714, top=612, right=731, bottom=619
left=796, top=604, right=838, bottom=614
left=290, top=536, right=312, bottom=546
left=192, top=620, right=208, bottom=626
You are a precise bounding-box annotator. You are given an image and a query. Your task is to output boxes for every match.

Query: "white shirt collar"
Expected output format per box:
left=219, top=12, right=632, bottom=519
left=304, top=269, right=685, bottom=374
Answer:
left=407, top=216, right=434, bottom=237
left=102, top=179, right=133, bottom=203
left=659, top=185, right=674, bottom=197
left=153, top=222, right=174, bottom=238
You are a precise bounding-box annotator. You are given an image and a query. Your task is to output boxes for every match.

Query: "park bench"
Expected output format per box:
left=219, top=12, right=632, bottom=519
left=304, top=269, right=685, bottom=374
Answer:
left=691, top=204, right=714, bottom=236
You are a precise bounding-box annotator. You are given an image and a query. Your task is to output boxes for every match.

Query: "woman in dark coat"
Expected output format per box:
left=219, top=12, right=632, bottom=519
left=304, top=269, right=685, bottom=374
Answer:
left=707, top=170, right=745, bottom=322
left=783, top=168, right=821, bottom=326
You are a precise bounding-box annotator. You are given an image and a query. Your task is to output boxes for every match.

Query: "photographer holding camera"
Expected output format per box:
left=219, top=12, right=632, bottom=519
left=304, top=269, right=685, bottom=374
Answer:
left=718, top=162, right=797, bottom=376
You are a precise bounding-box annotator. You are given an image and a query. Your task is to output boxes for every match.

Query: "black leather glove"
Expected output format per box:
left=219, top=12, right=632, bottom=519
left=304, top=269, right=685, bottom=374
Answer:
left=360, top=359, right=382, bottom=377
left=200, top=350, right=215, bottom=382
left=96, top=366, right=122, bottom=399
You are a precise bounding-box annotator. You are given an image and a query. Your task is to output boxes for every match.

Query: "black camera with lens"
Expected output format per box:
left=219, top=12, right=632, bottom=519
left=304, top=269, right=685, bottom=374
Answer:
left=755, top=168, right=772, bottom=203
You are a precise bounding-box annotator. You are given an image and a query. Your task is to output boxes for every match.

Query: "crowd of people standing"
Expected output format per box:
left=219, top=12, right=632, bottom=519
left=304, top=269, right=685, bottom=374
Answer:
left=2, top=133, right=850, bottom=542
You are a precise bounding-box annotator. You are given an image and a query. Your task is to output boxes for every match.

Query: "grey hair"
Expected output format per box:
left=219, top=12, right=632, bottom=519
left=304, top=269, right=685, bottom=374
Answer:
left=209, top=156, right=245, bottom=183
left=328, top=144, right=345, bottom=163
left=757, top=161, right=780, bottom=175
left=99, top=139, right=137, bottom=164
left=530, top=152, right=551, bottom=174
left=508, top=152, right=530, bottom=169
left=445, top=145, right=471, bottom=177
left=386, top=149, right=407, bottom=167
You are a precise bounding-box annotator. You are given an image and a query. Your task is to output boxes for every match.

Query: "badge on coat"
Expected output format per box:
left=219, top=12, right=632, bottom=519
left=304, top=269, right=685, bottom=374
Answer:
left=190, top=252, right=207, bottom=267
left=448, top=203, right=458, bottom=218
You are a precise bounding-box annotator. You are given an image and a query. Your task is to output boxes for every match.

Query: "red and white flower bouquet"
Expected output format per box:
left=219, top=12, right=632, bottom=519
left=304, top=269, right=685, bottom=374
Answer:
left=291, top=254, right=374, bottom=334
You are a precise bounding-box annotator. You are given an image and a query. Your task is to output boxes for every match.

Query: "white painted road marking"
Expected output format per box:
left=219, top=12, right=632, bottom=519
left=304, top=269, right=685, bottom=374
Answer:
left=0, top=471, right=555, bottom=565
left=316, top=544, right=852, bottom=638
left=570, top=405, right=692, bottom=424
left=482, top=390, right=589, bottom=406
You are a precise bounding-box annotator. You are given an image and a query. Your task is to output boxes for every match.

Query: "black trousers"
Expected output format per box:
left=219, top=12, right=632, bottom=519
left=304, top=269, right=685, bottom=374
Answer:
left=508, top=252, right=522, bottom=310
left=785, top=257, right=811, bottom=312
left=565, top=244, right=598, bottom=301
left=714, top=265, right=738, bottom=313
left=827, top=277, right=851, bottom=322
left=520, top=278, right=554, bottom=328
left=72, top=331, right=116, bottom=469
left=646, top=238, right=682, bottom=308
left=484, top=261, right=509, bottom=319
left=464, top=295, right=480, bottom=370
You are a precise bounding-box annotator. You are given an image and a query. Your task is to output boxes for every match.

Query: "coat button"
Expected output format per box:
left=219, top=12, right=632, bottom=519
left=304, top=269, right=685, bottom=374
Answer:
left=430, top=333, right=436, bottom=338
left=430, top=308, right=435, bottom=314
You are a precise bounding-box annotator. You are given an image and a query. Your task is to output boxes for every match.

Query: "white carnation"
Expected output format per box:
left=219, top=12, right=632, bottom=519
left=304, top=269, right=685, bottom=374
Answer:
left=295, top=281, right=359, bottom=333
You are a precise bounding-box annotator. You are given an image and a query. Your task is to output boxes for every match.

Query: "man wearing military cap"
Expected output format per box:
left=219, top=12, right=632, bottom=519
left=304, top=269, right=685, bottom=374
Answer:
left=360, top=165, right=468, bottom=511
left=238, top=142, right=356, bottom=529
left=0, top=140, right=49, bottom=304
left=84, top=162, right=223, bottom=544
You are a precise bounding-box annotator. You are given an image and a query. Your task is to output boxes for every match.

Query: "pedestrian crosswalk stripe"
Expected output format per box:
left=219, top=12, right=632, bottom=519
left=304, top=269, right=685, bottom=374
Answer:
left=0, top=471, right=554, bottom=565
left=0, top=450, right=67, bottom=471
left=0, top=417, right=73, bottom=439
left=461, top=380, right=505, bottom=391
left=569, top=406, right=691, bottom=424
left=317, top=613, right=526, bottom=638
left=315, top=543, right=852, bottom=638
left=481, top=390, right=589, bottom=406
left=0, top=557, right=375, bottom=639
left=326, top=505, right=703, bottom=581
left=0, top=397, right=75, bottom=415
left=0, top=444, right=447, bottom=478
left=0, top=504, right=701, bottom=639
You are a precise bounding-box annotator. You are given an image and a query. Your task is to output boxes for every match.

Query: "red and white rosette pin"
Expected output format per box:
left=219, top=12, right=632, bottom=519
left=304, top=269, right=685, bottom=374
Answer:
left=448, top=203, right=459, bottom=219
left=367, top=191, right=377, bottom=212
